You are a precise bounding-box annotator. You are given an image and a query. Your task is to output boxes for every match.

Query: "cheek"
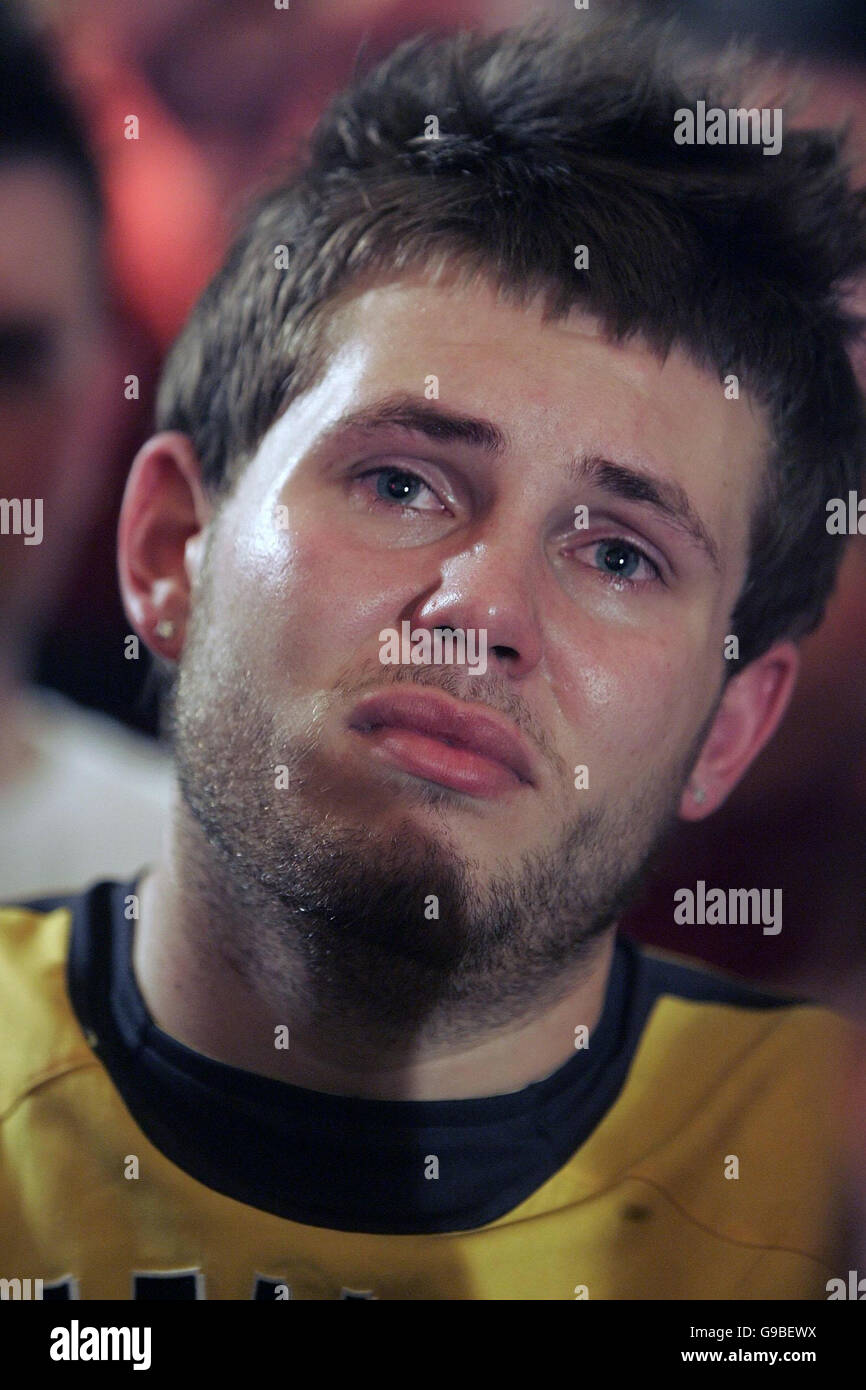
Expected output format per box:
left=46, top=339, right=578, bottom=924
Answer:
left=551, top=631, right=698, bottom=780
left=218, top=507, right=397, bottom=691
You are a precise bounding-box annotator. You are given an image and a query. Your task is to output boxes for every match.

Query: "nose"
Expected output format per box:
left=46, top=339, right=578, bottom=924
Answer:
left=406, top=530, right=543, bottom=678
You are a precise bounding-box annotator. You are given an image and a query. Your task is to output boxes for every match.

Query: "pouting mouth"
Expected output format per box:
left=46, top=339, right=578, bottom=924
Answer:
left=347, top=688, right=537, bottom=787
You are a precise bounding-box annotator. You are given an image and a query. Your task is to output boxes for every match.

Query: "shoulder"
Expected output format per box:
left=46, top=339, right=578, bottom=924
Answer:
left=0, top=887, right=103, bottom=1121
left=625, top=936, right=858, bottom=1081
left=588, top=940, right=862, bottom=1263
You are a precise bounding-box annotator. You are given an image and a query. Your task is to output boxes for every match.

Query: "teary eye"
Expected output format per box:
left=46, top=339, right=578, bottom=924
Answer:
left=564, top=535, right=663, bottom=588
left=355, top=465, right=445, bottom=513
left=376, top=470, right=425, bottom=503
left=595, top=540, right=642, bottom=579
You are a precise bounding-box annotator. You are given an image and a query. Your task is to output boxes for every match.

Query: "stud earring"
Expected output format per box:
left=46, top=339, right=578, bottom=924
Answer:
left=692, top=785, right=706, bottom=804
left=155, top=618, right=176, bottom=640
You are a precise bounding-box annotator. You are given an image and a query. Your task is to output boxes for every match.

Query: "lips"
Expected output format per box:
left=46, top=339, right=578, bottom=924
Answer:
left=347, top=687, right=536, bottom=795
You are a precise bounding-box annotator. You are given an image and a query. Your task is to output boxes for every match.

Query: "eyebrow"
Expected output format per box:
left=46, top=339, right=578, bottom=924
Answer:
left=567, top=452, right=722, bottom=572
left=321, top=393, right=508, bottom=455
left=322, top=392, right=721, bottom=571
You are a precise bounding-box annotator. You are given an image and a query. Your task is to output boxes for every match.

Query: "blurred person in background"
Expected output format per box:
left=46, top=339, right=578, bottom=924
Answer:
left=31, top=0, right=532, bottom=352
left=0, top=3, right=171, bottom=900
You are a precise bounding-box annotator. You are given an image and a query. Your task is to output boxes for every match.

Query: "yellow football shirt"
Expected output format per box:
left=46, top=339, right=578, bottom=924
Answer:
left=0, top=880, right=855, bottom=1300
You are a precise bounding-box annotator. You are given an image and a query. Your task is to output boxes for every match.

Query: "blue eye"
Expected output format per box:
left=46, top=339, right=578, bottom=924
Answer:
left=569, top=536, right=661, bottom=586
left=355, top=466, right=444, bottom=513
left=375, top=469, right=424, bottom=503
left=595, top=540, right=641, bottom=579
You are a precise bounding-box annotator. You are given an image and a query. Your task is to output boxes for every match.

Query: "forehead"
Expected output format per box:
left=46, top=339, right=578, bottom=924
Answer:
left=283, top=273, right=769, bottom=562
left=319, top=271, right=767, bottom=463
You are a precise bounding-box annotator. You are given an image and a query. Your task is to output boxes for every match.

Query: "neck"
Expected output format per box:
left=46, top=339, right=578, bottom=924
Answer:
left=133, top=800, right=616, bottom=1102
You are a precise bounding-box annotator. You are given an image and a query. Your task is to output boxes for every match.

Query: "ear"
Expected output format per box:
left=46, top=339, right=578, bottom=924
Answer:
left=679, top=641, right=800, bottom=820
left=117, top=431, right=213, bottom=661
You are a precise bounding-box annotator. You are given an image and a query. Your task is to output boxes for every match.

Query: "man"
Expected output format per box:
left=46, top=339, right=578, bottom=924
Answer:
left=1, top=15, right=864, bottom=1300
left=0, top=2, right=171, bottom=899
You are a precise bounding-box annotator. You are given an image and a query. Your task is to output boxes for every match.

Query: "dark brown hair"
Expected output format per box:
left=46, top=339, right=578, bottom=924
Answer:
left=156, top=14, right=866, bottom=668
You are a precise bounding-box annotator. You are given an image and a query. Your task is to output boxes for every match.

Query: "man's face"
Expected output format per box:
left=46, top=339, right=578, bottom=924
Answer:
left=169, top=272, right=769, bottom=1022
